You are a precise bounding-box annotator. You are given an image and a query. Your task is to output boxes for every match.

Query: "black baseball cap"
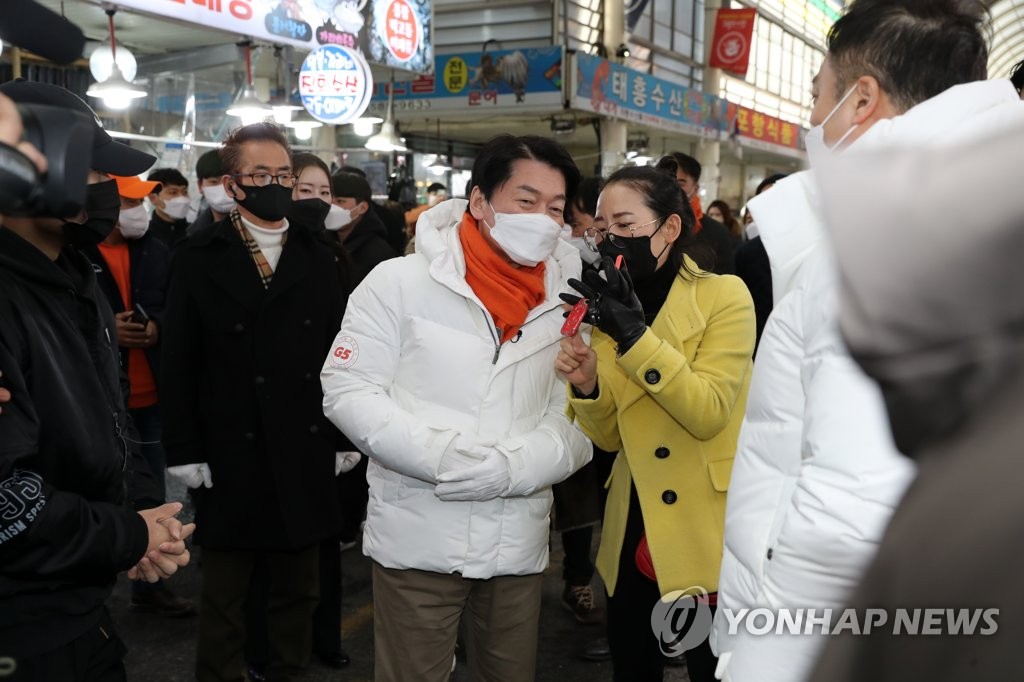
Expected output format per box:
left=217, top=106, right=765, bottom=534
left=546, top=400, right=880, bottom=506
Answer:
left=0, top=78, right=156, bottom=176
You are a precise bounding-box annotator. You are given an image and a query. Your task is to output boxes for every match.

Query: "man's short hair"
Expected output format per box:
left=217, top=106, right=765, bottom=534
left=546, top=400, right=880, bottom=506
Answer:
left=195, top=149, right=224, bottom=181
left=469, top=134, right=581, bottom=209
left=146, top=168, right=188, bottom=191
left=655, top=152, right=702, bottom=183
left=827, top=0, right=988, bottom=113
left=338, top=165, right=367, bottom=178
left=756, top=173, right=789, bottom=195
left=427, top=182, right=447, bottom=194
left=1010, top=59, right=1024, bottom=94
left=220, top=122, right=292, bottom=177
left=332, top=172, right=372, bottom=204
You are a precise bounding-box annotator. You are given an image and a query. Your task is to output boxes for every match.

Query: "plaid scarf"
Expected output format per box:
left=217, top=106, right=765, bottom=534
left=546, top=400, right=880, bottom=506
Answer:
left=231, top=210, right=287, bottom=289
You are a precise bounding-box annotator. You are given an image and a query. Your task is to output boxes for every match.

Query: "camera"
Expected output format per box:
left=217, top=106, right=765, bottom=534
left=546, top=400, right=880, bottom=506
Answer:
left=0, top=104, right=95, bottom=218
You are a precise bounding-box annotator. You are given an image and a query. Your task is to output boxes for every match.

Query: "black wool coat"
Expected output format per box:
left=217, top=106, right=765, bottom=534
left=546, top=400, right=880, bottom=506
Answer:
left=160, top=218, right=345, bottom=549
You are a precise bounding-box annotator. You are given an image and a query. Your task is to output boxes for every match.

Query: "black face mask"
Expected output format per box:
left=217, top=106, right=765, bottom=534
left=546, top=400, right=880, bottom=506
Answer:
left=231, top=182, right=292, bottom=222
left=64, top=179, right=120, bottom=247
left=287, top=198, right=331, bottom=230
left=598, top=220, right=668, bottom=282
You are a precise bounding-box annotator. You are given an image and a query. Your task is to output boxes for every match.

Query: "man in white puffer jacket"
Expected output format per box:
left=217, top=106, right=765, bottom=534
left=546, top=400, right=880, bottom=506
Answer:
left=321, top=135, right=591, bottom=682
left=712, top=2, right=995, bottom=680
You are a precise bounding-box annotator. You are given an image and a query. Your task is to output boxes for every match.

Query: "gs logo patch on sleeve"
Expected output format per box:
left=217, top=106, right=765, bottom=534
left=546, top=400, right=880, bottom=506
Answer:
left=329, top=336, right=360, bottom=369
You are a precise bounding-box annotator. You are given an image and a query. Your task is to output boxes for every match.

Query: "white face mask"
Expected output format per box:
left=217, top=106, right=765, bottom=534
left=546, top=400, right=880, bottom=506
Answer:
left=485, top=202, right=563, bottom=267
left=559, top=224, right=572, bottom=241
left=161, top=195, right=191, bottom=220
left=117, top=205, right=150, bottom=239
left=324, top=204, right=351, bottom=231
left=202, top=184, right=236, bottom=214
left=568, top=236, right=602, bottom=266
left=805, top=84, right=860, bottom=168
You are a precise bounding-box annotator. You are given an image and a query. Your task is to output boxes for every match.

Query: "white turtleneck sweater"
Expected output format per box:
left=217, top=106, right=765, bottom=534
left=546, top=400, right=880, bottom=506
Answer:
left=241, top=214, right=289, bottom=271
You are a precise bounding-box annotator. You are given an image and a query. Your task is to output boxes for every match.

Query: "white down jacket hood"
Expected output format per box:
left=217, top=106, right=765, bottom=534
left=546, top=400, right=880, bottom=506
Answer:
left=321, top=198, right=592, bottom=579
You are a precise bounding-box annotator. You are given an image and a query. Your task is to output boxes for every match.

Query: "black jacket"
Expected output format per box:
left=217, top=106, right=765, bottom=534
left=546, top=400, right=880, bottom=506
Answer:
left=734, top=235, right=772, bottom=354
left=160, top=217, right=345, bottom=549
left=82, top=233, right=171, bottom=386
left=692, top=215, right=736, bottom=276
left=340, top=207, right=400, bottom=287
left=149, top=213, right=189, bottom=249
left=0, top=229, right=149, bottom=658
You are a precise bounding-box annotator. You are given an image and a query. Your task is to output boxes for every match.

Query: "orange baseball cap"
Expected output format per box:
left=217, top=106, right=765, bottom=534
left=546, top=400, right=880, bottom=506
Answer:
left=112, top=175, right=161, bottom=199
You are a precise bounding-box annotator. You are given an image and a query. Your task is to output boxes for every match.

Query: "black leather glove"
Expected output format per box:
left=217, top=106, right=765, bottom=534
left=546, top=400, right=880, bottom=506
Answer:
left=561, top=256, right=647, bottom=354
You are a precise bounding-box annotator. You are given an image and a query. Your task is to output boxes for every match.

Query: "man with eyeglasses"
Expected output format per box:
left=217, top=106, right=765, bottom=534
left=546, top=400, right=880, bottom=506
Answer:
left=160, top=122, right=346, bottom=681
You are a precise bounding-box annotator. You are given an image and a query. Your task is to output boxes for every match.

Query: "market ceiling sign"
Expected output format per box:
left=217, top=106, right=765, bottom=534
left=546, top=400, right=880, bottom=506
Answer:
left=299, top=45, right=373, bottom=124
left=572, top=52, right=801, bottom=150
left=110, top=0, right=433, bottom=74
left=366, top=46, right=564, bottom=116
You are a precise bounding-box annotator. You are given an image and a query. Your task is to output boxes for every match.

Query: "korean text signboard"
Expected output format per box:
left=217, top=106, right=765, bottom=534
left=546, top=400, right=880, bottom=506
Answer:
left=299, top=45, right=372, bottom=124
left=573, top=53, right=800, bottom=151
left=110, top=0, right=433, bottom=74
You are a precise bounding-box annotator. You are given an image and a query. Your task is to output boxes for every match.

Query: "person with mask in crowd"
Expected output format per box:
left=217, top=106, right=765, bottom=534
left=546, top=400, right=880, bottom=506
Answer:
left=404, top=182, right=447, bottom=253
left=706, top=200, right=744, bottom=250
left=338, top=164, right=409, bottom=254
left=0, top=78, right=194, bottom=682
left=322, top=134, right=592, bottom=682
left=243, top=151, right=356, bottom=679
left=187, top=148, right=236, bottom=239
left=146, top=168, right=191, bottom=248
left=81, top=174, right=195, bottom=619
left=556, top=166, right=754, bottom=682
left=807, top=63, right=1024, bottom=682
left=654, top=152, right=734, bottom=275
left=160, top=122, right=346, bottom=682
left=733, top=173, right=787, bottom=353
left=329, top=171, right=400, bottom=287
left=712, top=3, right=992, bottom=681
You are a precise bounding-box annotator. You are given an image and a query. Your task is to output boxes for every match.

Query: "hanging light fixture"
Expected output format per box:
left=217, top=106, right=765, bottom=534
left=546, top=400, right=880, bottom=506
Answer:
left=427, top=118, right=451, bottom=175
left=287, top=109, right=324, bottom=141
left=268, top=46, right=302, bottom=124
left=86, top=9, right=147, bottom=110
left=227, top=41, right=273, bottom=125
left=352, top=114, right=383, bottom=137
left=365, top=71, right=407, bottom=152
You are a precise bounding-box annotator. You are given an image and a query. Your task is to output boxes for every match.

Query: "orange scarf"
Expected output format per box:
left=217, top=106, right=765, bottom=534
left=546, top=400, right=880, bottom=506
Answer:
left=690, top=194, right=705, bottom=234
left=458, top=211, right=546, bottom=343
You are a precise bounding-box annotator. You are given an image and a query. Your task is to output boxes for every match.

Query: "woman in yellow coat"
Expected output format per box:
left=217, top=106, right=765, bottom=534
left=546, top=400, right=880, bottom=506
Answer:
left=556, top=166, right=754, bottom=682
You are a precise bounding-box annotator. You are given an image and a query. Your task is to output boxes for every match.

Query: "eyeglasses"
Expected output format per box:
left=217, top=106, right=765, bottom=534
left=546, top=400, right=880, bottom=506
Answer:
left=582, top=227, right=607, bottom=252
left=583, top=217, right=665, bottom=251
left=231, top=172, right=297, bottom=188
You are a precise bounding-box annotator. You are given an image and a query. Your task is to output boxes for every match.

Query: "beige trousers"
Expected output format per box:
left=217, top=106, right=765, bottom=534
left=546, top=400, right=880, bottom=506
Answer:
left=371, top=562, right=544, bottom=682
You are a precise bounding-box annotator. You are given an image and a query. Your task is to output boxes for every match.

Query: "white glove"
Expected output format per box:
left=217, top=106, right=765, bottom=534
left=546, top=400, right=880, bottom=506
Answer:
left=167, top=463, right=213, bottom=489
left=335, top=451, right=362, bottom=476
left=435, top=449, right=511, bottom=502
left=437, top=435, right=491, bottom=478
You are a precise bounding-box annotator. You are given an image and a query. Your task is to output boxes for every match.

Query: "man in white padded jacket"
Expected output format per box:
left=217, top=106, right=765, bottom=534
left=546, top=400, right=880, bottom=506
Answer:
left=321, top=134, right=591, bottom=682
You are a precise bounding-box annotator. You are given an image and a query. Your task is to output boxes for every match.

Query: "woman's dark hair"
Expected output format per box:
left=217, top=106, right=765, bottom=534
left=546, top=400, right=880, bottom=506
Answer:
left=604, top=165, right=701, bottom=277
left=470, top=134, right=581, bottom=210
left=1011, top=59, right=1024, bottom=95
left=708, top=199, right=743, bottom=239
left=292, top=153, right=332, bottom=197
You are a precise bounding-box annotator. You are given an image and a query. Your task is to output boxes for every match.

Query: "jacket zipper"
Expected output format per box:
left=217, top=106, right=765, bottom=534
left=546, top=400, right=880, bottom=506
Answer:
left=479, top=308, right=501, bottom=364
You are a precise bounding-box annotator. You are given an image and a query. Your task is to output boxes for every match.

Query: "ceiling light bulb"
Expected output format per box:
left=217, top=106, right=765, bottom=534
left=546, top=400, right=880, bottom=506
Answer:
left=353, top=118, right=376, bottom=136
left=89, top=44, right=138, bottom=83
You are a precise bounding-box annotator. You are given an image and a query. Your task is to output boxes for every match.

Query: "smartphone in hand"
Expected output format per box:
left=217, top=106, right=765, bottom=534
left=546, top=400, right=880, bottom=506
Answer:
left=131, top=303, right=150, bottom=326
